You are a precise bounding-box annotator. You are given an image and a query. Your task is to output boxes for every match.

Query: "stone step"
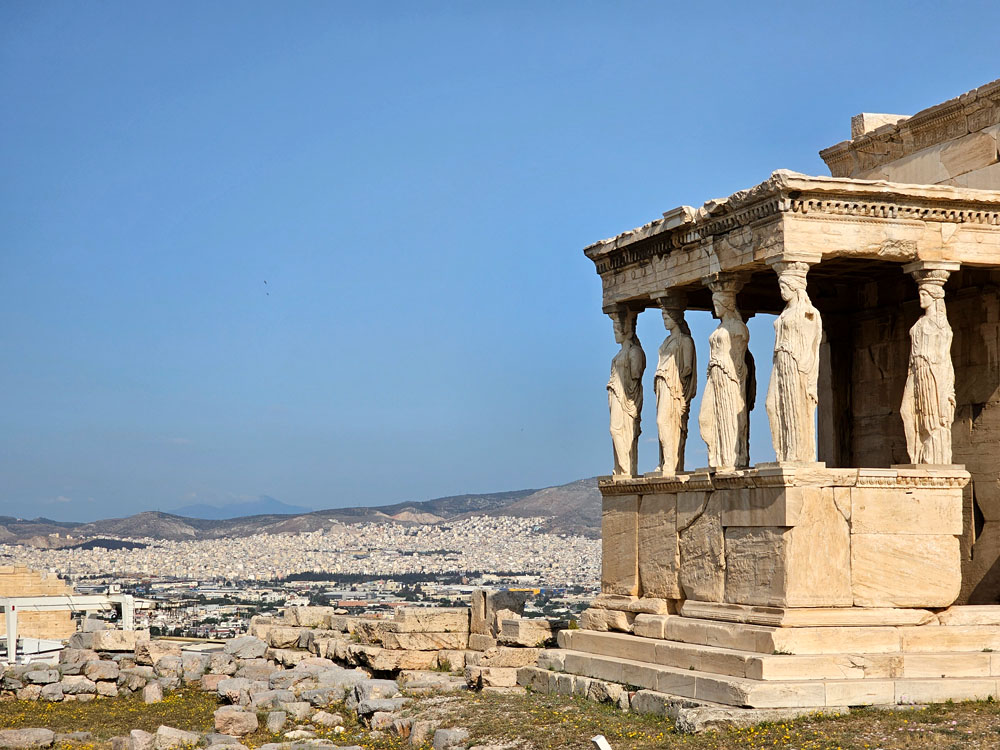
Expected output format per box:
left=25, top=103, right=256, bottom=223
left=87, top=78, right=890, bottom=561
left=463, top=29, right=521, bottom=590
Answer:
left=678, top=600, right=936, bottom=627
left=629, top=615, right=1000, bottom=654
left=561, top=629, right=1000, bottom=681
left=554, top=649, right=1000, bottom=708
left=632, top=614, right=901, bottom=654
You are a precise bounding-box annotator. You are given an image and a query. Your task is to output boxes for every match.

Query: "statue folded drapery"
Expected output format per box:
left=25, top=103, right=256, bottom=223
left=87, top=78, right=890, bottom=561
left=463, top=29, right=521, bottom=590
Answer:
left=654, top=307, right=696, bottom=474
left=608, top=311, right=645, bottom=477
left=765, top=262, right=822, bottom=463
left=901, top=271, right=955, bottom=464
left=699, top=284, right=750, bottom=470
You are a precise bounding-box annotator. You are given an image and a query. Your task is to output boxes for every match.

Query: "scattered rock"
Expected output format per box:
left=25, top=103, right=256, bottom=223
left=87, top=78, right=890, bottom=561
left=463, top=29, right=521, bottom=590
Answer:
left=39, top=684, right=64, bottom=702
left=224, top=636, right=267, bottom=660
left=0, top=729, right=55, bottom=749
left=311, top=711, right=342, bottom=727
left=209, top=654, right=237, bottom=676
left=152, top=726, right=201, bottom=750
left=249, top=688, right=295, bottom=711
left=433, top=728, right=470, bottom=750
left=82, top=661, right=119, bottom=682
left=129, top=730, right=154, bottom=750
left=135, top=642, right=182, bottom=666
left=60, top=676, right=97, bottom=695
left=216, top=678, right=250, bottom=704
left=265, top=712, right=286, bottom=733
left=355, top=678, right=400, bottom=704
left=15, top=686, right=41, bottom=701
left=142, top=682, right=163, bottom=704
left=25, top=670, right=59, bottom=685
left=281, top=730, right=315, bottom=740
left=96, top=681, right=119, bottom=698
left=280, top=702, right=312, bottom=721
left=356, top=697, right=408, bottom=719
left=200, top=674, right=227, bottom=692
left=213, top=707, right=258, bottom=737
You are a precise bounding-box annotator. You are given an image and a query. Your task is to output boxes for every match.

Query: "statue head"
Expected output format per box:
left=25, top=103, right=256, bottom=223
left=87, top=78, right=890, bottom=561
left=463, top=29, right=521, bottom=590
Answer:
left=711, top=289, right=738, bottom=319
left=915, top=270, right=948, bottom=313
left=661, top=307, right=679, bottom=332
left=775, top=262, right=810, bottom=303
left=612, top=310, right=635, bottom=344
left=705, top=275, right=743, bottom=320
left=918, top=281, right=946, bottom=310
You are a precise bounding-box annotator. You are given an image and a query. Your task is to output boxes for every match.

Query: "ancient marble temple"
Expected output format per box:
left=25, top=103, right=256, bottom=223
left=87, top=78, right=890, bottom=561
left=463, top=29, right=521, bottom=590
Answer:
left=535, top=80, right=1000, bottom=711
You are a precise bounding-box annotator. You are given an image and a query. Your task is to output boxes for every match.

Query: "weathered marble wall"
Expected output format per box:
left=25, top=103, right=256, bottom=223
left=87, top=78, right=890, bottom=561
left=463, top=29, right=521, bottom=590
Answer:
left=600, top=468, right=967, bottom=610
left=843, top=269, right=1000, bottom=602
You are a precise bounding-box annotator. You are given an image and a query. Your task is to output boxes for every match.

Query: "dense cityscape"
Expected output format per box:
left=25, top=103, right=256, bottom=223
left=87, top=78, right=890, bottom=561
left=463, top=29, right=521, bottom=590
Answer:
left=1, top=516, right=600, bottom=638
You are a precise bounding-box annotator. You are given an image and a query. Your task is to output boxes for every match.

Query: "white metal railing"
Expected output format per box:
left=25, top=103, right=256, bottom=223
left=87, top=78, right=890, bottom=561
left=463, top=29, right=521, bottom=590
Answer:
left=1, top=594, right=154, bottom=664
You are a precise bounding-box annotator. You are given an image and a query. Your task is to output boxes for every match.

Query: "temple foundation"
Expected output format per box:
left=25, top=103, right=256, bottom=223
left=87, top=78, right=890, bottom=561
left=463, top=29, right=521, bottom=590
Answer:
left=523, top=79, right=1000, bottom=718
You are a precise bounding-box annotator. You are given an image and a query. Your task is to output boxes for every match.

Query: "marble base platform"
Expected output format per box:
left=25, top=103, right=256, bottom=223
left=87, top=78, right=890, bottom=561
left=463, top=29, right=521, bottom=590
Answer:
left=519, top=603, right=1000, bottom=711
left=599, top=465, right=971, bottom=609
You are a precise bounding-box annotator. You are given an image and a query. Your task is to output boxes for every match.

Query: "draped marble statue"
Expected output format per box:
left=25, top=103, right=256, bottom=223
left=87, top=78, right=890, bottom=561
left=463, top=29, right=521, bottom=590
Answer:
left=901, top=269, right=956, bottom=464
left=608, top=310, right=646, bottom=477
left=698, top=278, right=750, bottom=470
left=654, top=303, right=696, bottom=474
left=765, top=262, right=823, bottom=463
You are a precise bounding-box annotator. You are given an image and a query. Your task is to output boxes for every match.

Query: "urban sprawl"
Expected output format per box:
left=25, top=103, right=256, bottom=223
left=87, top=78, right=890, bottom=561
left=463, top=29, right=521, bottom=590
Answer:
left=2, top=516, right=600, bottom=639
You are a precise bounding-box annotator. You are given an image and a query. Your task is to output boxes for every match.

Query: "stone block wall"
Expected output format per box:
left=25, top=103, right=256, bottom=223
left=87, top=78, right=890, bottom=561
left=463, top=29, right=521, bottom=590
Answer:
left=0, top=566, right=76, bottom=640
left=600, top=469, right=967, bottom=610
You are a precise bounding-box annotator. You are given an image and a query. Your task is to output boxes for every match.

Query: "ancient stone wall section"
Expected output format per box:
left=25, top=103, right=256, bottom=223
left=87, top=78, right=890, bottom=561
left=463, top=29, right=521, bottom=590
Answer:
left=599, top=469, right=967, bottom=612
left=820, top=78, right=1000, bottom=188
left=845, top=270, right=1000, bottom=602
left=0, top=565, right=76, bottom=640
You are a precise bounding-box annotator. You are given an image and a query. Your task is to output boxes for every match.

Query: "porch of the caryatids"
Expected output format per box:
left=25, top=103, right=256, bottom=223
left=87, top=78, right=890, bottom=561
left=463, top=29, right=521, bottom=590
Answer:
left=607, top=307, right=645, bottom=477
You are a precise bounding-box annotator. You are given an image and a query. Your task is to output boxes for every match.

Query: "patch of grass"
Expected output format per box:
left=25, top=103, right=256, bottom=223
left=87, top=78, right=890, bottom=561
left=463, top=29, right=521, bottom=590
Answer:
left=405, top=690, right=1000, bottom=750
left=433, top=658, right=452, bottom=673
left=5, top=683, right=1000, bottom=750
left=0, top=689, right=217, bottom=738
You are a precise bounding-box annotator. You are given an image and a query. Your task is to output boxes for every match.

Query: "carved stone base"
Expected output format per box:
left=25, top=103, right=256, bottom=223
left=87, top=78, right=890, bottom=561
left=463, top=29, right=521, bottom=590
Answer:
left=523, top=604, right=1000, bottom=710
left=599, top=465, right=970, bottom=609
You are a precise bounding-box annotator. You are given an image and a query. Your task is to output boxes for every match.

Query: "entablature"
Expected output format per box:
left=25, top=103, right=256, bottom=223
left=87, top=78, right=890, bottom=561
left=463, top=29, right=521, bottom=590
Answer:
left=585, top=170, right=1000, bottom=311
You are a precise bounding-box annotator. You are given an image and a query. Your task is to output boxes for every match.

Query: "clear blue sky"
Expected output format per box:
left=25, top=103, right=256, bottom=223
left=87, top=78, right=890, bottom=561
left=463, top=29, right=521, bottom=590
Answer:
left=2, top=1, right=998, bottom=521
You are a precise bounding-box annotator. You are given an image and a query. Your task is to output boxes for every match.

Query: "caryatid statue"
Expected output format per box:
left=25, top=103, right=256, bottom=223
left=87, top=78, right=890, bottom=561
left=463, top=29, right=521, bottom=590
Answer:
left=765, top=261, right=823, bottom=463
left=653, top=298, right=696, bottom=474
left=607, top=309, right=645, bottom=477
left=900, top=267, right=956, bottom=464
left=699, top=277, right=751, bottom=471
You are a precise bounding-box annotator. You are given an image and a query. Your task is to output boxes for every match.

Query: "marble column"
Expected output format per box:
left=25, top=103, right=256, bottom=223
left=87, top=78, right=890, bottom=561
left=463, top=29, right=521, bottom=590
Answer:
left=607, top=307, right=645, bottom=477
left=652, top=293, right=696, bottom=475
left=900, top=260, right=959, bottom=465
left=698, top=274, right=750, bottom=471
left=765, top=259, right=823, bottom=463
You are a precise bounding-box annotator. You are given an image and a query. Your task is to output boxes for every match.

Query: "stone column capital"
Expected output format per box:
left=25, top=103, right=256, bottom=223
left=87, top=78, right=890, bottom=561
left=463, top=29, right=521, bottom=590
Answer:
left=902, top=260, right=961, bottom=275
left=701, top=271, right=747, bottom=294
left=604, top=304, right=639, bottom=322
left=765, top=252, right=822, bottom=270
left=652, top=290, right=687, bottom=310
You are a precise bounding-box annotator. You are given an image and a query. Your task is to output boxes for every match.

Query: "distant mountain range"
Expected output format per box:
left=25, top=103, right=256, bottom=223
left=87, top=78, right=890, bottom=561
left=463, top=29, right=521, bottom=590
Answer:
left=171, top=496, right=312, bottom=520
left=0, top=478, right=600, bottom=546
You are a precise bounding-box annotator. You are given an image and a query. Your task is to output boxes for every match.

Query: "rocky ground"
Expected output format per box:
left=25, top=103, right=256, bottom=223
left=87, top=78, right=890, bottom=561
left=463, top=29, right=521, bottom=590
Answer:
left=4, top=685, right=1000, bottom=750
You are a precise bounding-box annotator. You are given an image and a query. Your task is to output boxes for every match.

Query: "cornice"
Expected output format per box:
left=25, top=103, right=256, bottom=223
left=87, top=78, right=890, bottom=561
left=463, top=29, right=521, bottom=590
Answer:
left=819, top=78, right=1000, bottom=177
left=597, top=467, right=971, bottom=495
left=584, top=171, right=1000, bottom=277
